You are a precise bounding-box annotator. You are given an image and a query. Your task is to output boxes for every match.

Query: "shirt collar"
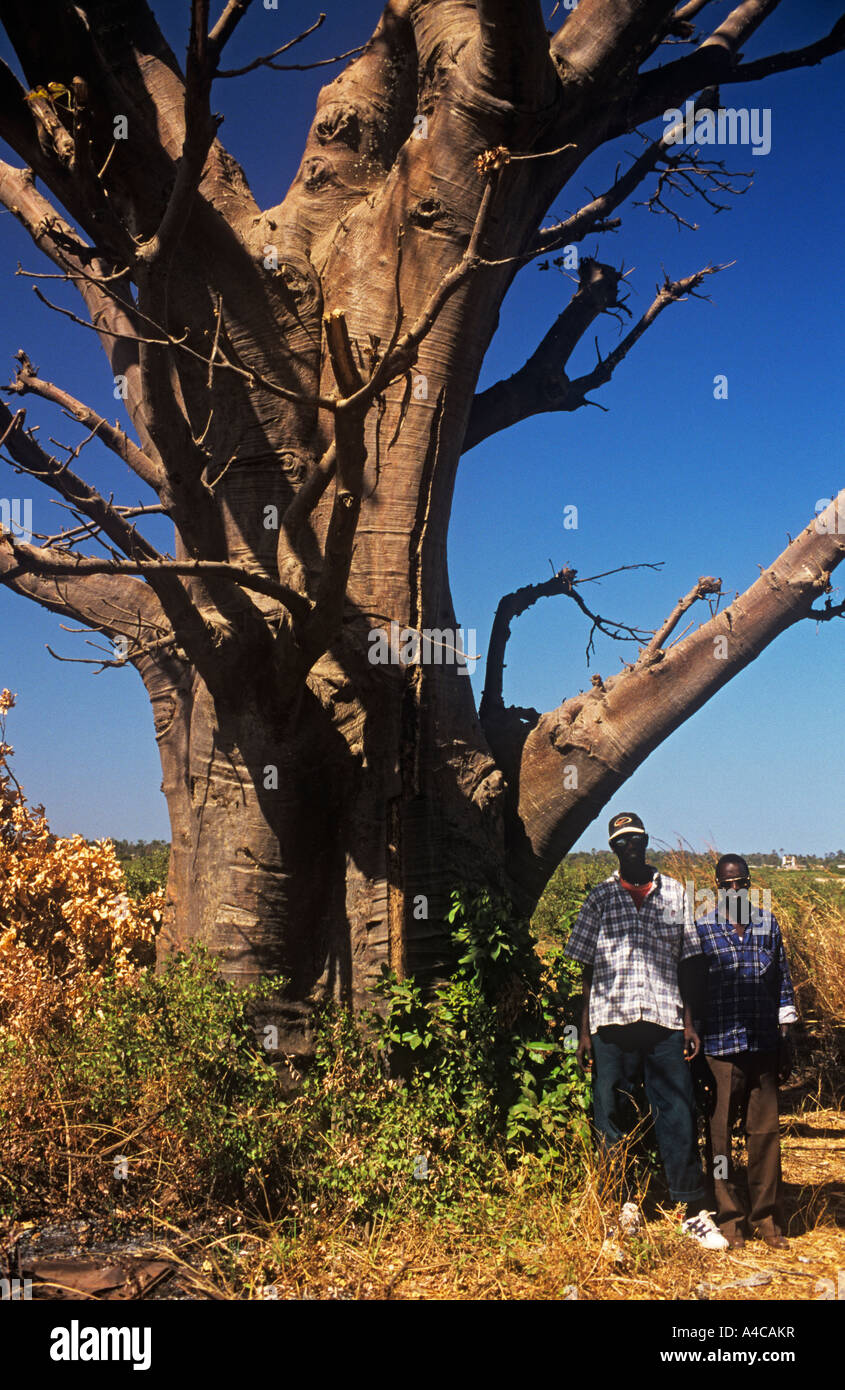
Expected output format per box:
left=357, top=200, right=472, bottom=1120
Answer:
left=611, top=869, right=661, bottom=888
left=701, top=911, right=758, bottom=945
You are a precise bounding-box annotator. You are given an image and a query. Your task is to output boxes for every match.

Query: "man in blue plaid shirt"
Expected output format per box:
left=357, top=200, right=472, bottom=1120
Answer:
left=696, top=855, right=797, bottom=1249
left=566, top=812, right=728, bottom=1250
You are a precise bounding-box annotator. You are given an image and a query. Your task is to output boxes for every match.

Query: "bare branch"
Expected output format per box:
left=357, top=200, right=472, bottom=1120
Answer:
left=0, top=163, right=156, bottom=457
left=716, top=14, right=845, bottom=84
left=483, top=96, right=727, bottom=277
left=698, top=0, right=785, bottom=58
left=0, top=533, right=164, bottom=638
left=5, top=352, right=164, bottom=493
left=0, top=403, right=163, bottom=566
left=28, top=281, right=337, bottom=414
left=466, top=261, right=726, bottom=450
left=511, top=487, right=845, bottom=902
left=46, top=625, right=179, bottom=674
left=635, top=144, right=753, bottom=230
left=480, top=563, right=660, bottom=727
left=0, top=401, right=236, bottom=670
left=216, top=13, right=333, bottom=77
left=324, top=310, right=366, bottom=398
left=208, top=0, right=257, bottom=60
left=36, top=504, right=166, bottom=551
left=465, top=257, right=624, bottom=451
left=0, top=533, right=310, bottom=617
left=621, top=6, right=845, bottom=133
left=568, top=262, right=726, bottom=390
left=673, top=0, right=717, bottom=21
left=219, top=42, right=367, bottom=78
left=809, top=596, right=845, bottom=623
left=635, top=575, right=723, bottom=666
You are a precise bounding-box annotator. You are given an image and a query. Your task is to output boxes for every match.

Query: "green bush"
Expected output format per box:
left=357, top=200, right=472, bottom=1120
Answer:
left=1, top=881, right=595, bottom=1229
left=118, top=844, right=170, bottom=899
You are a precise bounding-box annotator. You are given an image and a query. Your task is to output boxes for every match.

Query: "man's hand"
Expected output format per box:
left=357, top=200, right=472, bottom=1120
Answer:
left=683, top=1024, right=701, bottom=1060
left=576, top=1032, right=593, bottom=1070
left=777, top=1027, right=793, bottom=1085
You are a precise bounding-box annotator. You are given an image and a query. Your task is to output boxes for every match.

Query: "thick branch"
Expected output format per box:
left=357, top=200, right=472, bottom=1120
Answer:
left=208, top=0, right=256, bottom=60
left=470, top=1, right=559, bottom=108
left=508, top=488, right=845, bottom=909
left=714, top=15, right=845, bottom=84
left=673, top=1, right=717, bottom=22
left=552, top=1, right=683, bottom=88
left=621, top=5, right=845, bottom=133
left=137, top=1, right=217, bottom=268
left=299, top=407, right=366, bottom=666
left=465, top=257, right=623, bottom=451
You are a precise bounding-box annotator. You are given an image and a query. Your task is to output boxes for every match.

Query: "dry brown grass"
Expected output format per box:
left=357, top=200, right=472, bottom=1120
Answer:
left=77, top=1102, right=840, bottom=1302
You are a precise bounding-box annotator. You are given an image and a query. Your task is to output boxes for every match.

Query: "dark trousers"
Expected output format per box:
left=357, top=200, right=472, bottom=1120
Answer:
left=591, top=1022, right=706, bottom=1207
left=703, top=1051, right=784, bottom=1239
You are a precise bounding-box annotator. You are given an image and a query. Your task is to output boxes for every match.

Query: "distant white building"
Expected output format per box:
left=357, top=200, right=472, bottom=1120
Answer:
left=779, top=853, right=800, bottom=870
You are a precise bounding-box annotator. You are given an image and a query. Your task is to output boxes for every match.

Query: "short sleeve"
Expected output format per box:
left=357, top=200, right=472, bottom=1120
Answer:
left=564, top=893, right=601, bottom=965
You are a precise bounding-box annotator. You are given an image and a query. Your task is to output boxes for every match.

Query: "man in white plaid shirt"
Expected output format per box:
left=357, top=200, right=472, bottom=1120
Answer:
left=565, top=812, right=729, bottom=1249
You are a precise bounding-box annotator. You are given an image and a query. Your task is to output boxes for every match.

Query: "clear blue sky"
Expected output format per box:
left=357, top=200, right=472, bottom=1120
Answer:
left=1, top=2, right=843, bottom=856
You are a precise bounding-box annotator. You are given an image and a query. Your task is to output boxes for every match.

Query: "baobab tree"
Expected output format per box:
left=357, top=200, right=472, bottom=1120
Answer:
left=1, top=1, right=843, bottom=1056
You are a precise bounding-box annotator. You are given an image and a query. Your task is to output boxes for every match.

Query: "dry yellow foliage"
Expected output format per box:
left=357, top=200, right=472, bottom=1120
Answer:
left=0, top=689, right=163, bottom=1038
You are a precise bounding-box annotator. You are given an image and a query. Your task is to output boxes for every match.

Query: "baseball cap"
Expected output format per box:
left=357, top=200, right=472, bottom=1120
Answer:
left=608, top=812, right=647, bottom=844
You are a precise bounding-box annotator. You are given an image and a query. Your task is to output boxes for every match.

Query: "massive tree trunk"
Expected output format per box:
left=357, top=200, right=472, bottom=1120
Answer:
left=1, top=0, right=844, bottom=1054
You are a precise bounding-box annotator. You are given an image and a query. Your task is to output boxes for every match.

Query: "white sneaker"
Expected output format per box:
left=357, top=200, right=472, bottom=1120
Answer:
left=682, top=1210, right=730, bottom=1250
left=619, top=1201, right=643, bottom=1236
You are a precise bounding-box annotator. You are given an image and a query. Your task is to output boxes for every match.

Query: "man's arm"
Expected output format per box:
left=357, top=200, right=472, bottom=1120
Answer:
left=773, top=916, right=798, bottom=1081
left=678, top=896, right=706, bottom=1059
left=576, top=966, right=593, bottom=1070
left=679, top=957, right=705, bottom=1060
left=678, top=954, right=709, bottom=1023
left=565, top=893, right=599, bottom=1071
left=774, top=915, right=798, bottom=1032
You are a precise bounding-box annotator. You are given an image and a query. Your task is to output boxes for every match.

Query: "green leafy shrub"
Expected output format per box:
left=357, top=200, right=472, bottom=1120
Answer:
left=1, top=880, right=595, bottom=1230
left=117, top=843, right=170, bottom=900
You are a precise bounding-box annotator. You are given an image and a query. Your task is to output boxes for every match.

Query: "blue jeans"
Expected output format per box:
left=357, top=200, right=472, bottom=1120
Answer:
left=591, top=1022, right=706, bottom=1207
